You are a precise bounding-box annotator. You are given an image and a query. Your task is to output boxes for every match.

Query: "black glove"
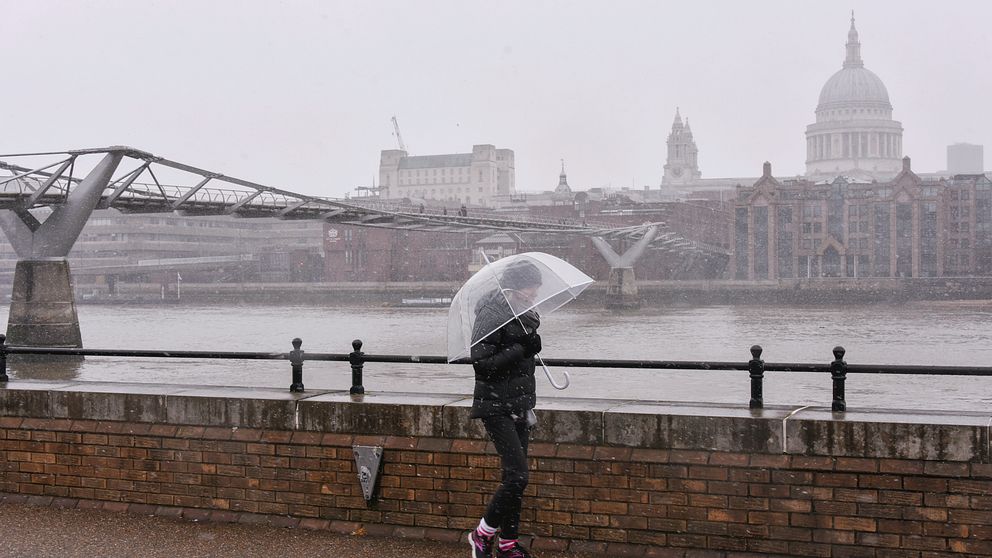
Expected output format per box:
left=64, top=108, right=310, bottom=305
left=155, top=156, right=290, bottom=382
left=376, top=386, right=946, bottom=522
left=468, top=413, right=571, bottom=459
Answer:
left=522, top=331, right=542, bottom=357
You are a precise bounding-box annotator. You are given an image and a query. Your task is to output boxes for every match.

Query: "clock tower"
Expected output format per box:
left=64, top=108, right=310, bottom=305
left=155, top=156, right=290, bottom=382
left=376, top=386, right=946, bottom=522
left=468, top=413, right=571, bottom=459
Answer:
left=662, top=108, right=701, bottom=186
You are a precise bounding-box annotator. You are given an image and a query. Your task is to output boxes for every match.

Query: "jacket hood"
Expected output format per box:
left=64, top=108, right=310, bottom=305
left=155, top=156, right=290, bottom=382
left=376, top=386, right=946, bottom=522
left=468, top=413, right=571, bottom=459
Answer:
left=473, top=290, right=540, bottom=338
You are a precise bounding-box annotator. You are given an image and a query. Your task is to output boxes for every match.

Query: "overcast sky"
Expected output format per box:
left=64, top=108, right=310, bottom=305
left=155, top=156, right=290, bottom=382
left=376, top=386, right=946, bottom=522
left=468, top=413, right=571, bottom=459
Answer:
left=2, top=1, right=990, bottom=198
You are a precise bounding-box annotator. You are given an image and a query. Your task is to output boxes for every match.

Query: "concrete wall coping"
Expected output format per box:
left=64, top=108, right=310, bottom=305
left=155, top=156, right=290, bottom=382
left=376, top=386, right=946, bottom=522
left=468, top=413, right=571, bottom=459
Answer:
left=0, top=380, right=988, bottom=462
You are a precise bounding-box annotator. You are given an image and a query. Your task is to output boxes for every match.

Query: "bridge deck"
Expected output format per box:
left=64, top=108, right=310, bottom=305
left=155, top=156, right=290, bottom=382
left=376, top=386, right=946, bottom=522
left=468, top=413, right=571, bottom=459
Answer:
left=0, top=147, right=728, bottom=257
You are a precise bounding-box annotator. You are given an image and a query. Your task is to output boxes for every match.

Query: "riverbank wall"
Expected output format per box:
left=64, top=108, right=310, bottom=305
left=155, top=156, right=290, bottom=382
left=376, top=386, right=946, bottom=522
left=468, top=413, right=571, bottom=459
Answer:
left=50, top=276, right=992, bottom=306
left=0, top=381, right=989, bottom=557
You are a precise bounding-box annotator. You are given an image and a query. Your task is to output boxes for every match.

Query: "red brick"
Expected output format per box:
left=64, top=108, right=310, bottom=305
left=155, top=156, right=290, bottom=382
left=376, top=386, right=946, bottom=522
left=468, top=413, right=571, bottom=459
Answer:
left=769, top=499, right=811, bottom=513
left=669, top=450, right=709, bottom=464
left=904, top=477, right=948, bottom=492
left=448, top=439, right=488, bottom=454
left=791, top=456, right=834, bottom=470
left=285, top=431, right=318, bottom=445
left=834, top=516, right=877, bottom=532
left=320, top=433, right=353, bottom=446
left=556, top=444, right=595, bottom=460
left=382, top=436, right=417, bottom=450
left=749, top=454, right=790, bottom=468
left=901, top=535, right=949, bottom=551
left=416, top=438, right=452, bottom=452
left=971, top=463, right=992, bottom=478
left=878, top=459, right=923, bottom=474
left=594, top=446, right=632, bottom=461
left=856, top=504, right=902, bottom=519
left=790, top=542, right=834, bottom=557
left=769, top=525, right=812, bottom=542
left=773, top=470, right=813, bottom=485
left=924, top=461, right=969, bottom=477
left=688, top=466, right=727, bottom=481
left=835, top=488, right=879, bottom=503
left=835, top=457, right=878, bottom=472
left=352, top=435, right=386, bottom=446
left=879, top=490, right=922, bottom=506
left=94, top=422, right=126, bottom=434
left=707, top=453, right=749, bottom=466
left=707, top=509, right=746, bottom=523
left=257, top=430, right=292, bottom=443
left=630, top=448, right=669, bottom=463
left=950, top=540, right=992, bottom=555
left=200, top=427, right=233, bottom=440
left=814, top=472, right=858, bottom=487
left=947, top=479, right=990, bottom=494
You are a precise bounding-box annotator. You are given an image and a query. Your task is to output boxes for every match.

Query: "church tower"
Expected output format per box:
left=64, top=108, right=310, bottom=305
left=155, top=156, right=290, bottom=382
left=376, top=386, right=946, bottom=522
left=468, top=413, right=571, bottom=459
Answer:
left=662, top=108, right=701, bottom=186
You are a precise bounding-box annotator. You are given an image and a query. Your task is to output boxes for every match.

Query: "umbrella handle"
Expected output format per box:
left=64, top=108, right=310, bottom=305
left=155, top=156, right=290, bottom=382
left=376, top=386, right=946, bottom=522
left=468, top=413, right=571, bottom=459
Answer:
left=536, top=354, right=569, bottom=390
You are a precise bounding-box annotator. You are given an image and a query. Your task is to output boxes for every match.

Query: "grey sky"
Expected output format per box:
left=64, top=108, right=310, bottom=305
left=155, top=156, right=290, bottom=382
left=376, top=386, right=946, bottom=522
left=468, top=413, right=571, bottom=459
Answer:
left=2, top=0, right=990, bottom=198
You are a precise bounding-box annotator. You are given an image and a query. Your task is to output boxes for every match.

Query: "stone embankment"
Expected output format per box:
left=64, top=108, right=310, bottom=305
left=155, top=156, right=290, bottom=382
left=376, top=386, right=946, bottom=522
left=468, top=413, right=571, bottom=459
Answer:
left=0, top=380, right=989, bottom=557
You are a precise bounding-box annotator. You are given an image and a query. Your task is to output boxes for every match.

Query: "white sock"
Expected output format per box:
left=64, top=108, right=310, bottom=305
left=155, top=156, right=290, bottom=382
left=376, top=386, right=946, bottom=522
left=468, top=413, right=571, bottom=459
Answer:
left=476, top=518, right=497, bottom=537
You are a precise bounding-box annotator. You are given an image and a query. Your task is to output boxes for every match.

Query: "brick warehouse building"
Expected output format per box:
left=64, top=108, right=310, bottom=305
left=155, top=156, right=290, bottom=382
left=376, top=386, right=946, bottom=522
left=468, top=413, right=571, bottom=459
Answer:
left=731, top=159, right=992, bottom=280
left=323, top=198, right=731, bottom=282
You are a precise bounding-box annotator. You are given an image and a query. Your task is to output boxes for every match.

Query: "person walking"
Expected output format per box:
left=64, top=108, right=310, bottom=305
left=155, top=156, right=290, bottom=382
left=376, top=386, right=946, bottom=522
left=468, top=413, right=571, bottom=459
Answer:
left=467, top=261, right=542, bottom=558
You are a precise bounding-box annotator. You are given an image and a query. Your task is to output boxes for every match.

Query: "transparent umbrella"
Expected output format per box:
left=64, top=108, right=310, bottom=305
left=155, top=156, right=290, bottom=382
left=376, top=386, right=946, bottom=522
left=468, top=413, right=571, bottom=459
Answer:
left=447, top=250, right=594, bottom=389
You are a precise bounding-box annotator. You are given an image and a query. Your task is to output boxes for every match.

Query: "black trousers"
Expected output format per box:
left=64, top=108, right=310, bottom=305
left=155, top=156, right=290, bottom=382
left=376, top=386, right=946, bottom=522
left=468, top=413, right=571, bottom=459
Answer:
left=481, top=413, right=531, bottom=539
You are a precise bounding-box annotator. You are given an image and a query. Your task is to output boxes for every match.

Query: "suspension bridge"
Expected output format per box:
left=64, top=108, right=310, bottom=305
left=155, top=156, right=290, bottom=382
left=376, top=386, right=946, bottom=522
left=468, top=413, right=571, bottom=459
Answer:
left=0, top=146, right=729, bottom=346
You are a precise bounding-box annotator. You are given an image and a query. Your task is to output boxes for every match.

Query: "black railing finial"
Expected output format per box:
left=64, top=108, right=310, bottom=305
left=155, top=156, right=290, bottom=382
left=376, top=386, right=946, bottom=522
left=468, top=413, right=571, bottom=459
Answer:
left=289, top=337, right=304, bottom=393
left=0, top=333, right=8, bottom=383
left=831, top=346, right=847, bottom=412
left=350, top=339, right=365, bottom=395
left=748, top=345, right=764, bottom=409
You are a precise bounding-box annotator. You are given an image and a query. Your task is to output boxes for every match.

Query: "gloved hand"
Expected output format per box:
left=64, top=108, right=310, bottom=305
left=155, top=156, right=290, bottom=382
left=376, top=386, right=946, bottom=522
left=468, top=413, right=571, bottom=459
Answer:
left=522, top=331, right=542, bottom=357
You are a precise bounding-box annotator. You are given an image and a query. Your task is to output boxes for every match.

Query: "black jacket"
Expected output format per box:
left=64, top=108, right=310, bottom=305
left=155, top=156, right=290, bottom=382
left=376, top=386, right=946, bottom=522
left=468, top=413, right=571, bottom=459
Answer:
left=469, top=291, right=538, bottom=419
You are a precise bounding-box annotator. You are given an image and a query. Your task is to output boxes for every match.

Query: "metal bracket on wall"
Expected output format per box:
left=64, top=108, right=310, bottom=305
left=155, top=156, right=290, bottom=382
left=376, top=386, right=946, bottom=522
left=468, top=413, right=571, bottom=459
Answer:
left=352, top=445, right=384, bottom=502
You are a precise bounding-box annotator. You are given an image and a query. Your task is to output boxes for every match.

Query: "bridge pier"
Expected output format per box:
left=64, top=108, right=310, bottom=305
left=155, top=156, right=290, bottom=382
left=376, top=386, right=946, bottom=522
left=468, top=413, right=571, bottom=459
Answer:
left=0, top=153, right=123, bottom=347
left=592, top=226, right=658, bottom=310
left=603, top=267, right=639, bottom=309
left=7, top=260, right=82, bottom=346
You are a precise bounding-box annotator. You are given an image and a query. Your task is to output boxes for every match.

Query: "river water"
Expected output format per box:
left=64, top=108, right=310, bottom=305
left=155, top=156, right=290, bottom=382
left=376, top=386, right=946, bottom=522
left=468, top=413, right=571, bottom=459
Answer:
left=2, top=302, right=991, bottom=413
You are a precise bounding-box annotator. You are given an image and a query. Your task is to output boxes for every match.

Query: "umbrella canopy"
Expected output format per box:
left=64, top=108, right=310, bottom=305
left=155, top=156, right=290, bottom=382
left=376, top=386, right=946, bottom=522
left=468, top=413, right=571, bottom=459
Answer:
left=447, top=251, right=594, bottom=363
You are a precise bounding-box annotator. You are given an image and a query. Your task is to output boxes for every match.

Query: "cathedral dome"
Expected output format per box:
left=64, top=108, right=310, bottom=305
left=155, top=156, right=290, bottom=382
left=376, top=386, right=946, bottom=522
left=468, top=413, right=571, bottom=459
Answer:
left=805, top=14, right=904, bottom=181
left=815, top=14, right=892, bottom=114
left=817, top=66, right=890, bottom=110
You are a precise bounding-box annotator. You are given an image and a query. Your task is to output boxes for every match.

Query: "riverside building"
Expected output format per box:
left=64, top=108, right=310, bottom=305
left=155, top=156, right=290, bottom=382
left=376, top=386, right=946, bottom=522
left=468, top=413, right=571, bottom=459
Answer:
left=731, top=159, right=992, bottom=280
left=378, top=144, right=515, bottom=207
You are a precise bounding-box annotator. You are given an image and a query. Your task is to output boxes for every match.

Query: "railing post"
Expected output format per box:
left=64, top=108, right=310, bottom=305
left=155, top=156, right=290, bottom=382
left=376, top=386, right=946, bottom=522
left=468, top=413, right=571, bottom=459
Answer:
left=0, top=334, right=8, bottom=383
left=289, top=337, right=304, bottom=393
left=831, top=346, right=847, bottom=412
left=350, top=339, right=365, bottom=395
left=748, top=344, right=764, bottom=409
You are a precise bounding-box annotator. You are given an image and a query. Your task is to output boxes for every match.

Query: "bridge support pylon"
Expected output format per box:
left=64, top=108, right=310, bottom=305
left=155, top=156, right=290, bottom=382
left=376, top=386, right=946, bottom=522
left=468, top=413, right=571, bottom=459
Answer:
left=0, top=153, right=123, bottom=347
left=591, top=226, right=658, bottom=310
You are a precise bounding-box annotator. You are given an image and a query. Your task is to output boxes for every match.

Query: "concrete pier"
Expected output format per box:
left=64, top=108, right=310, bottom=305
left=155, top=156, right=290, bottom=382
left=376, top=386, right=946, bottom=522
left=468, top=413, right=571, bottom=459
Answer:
left=6, top=260, right=82, bottom=347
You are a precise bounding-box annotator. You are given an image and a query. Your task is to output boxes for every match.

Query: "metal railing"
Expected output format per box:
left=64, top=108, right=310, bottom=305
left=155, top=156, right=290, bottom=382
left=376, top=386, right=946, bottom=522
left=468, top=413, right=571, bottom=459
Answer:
left=1, top=335, right=990, bottom=411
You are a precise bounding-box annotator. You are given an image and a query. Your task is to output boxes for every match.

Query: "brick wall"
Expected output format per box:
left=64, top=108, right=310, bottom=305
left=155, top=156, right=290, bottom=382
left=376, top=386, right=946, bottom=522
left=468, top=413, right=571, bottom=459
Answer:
left=0, top=383, right=989, bottom=557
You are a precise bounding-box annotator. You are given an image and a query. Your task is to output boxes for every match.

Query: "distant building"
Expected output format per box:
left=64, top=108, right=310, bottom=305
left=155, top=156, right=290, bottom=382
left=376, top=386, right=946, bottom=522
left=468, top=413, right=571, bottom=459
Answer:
left=948, top=143, right=984, bottom=175
left=805, top=15, right=904, bottom=181
left=732, top=158, right=992, bottom=280
left=661, top=108, right=701, bottom=186
left=378, top=144, right=514, bottom=207
left=661, top=15, right=907, bottom=200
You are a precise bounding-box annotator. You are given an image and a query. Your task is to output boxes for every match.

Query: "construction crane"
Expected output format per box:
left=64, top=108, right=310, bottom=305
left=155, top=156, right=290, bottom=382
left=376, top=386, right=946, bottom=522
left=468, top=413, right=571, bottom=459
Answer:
left=390, top=115, right=407, bottom=152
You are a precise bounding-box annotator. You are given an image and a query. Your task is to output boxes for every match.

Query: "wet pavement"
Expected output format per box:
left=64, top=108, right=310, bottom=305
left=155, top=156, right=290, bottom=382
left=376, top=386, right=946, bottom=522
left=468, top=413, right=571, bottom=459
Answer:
left=0, top=502, right=590, bottom=558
